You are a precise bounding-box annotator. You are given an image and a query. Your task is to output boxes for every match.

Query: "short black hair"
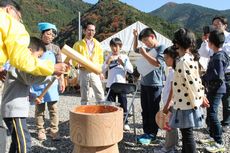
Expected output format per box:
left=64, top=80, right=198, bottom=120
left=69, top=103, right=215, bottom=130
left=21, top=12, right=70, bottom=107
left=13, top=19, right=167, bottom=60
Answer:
left=212, top=16, right=228, bottom=25
left=138, top=28, right=157, bottom=41
left=41, top=29, right=57, bottom=37
left=203, top=25, right=215, bottom=35
left=0, top=0, right=21, bottom=12
left=208, top=29, right=225, bottom=48
left=163, top=46, right=178, bottom=69
left=110, top=37, right=122, bottom=47
left=29, top=37, right=46, bottom=52
left=83, top=21, right=95, bottom=30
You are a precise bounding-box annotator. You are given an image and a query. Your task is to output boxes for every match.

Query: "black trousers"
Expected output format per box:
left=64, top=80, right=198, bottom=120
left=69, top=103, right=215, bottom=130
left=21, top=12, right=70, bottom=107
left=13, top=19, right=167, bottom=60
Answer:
left=4, top=117, right=31, bottom=153
left=180, top=128, right=196, bottom=153
left=106, top=88, right=128, bottom=123
left=140, top=85, right=162, bottom=135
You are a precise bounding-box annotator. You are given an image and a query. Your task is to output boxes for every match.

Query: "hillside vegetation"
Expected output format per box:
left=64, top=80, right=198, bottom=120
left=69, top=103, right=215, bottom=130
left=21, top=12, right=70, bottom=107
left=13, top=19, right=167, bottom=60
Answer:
left=150, top=2, right=230, bottom=34
left=56, top=0, right=179, bottom=46
left=20, top=0, right=91, bottom=36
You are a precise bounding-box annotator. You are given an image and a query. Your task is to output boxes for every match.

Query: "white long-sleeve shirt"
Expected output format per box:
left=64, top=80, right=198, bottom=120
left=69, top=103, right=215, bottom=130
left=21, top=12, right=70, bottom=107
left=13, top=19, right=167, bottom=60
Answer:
left=198, top=31, right=230, bottom=72
left=102, top=53, right=133, bottom=88
left=162, top=67, right=174, bottom=105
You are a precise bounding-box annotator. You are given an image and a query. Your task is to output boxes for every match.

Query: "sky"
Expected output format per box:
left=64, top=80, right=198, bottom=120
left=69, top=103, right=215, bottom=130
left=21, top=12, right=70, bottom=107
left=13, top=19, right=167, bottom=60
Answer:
left=82, top=0, right=230, bottom=12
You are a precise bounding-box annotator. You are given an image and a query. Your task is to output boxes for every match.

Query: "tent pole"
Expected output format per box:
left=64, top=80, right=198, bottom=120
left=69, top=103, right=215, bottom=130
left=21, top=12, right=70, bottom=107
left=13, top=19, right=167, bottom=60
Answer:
left=78, top=11, right=82, bottom=41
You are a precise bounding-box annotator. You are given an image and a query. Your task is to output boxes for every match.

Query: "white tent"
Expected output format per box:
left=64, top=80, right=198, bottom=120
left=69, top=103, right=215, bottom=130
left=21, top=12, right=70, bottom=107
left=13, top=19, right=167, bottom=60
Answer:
left=100, top=21, right=173, bottom=53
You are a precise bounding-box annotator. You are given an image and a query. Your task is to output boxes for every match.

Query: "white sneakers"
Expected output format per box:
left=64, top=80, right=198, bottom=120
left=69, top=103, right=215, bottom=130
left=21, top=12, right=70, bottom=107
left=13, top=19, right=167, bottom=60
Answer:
left=205, top=142, right=226, bottom=153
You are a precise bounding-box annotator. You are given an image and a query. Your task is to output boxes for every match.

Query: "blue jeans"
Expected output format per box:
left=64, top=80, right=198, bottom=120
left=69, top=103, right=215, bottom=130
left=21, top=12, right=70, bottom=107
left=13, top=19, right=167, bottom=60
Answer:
left=207, top=93, right=223, bottom=144
left=221, top=77, right=230, bottom=126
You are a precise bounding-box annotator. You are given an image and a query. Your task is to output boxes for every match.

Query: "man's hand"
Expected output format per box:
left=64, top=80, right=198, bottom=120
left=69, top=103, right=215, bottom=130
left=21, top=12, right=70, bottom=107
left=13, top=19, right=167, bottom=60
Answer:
left=54, top=63, right=69, bottom=75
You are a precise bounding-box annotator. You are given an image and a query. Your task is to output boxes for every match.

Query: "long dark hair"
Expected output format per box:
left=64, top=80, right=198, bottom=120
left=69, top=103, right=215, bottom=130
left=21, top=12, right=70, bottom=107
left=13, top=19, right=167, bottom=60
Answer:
left=173, top=28, right=199, bottom=61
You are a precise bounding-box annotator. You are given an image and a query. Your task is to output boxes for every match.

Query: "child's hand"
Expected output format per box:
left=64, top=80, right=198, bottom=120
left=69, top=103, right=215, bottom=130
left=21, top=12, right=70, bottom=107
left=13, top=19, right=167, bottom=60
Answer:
left=117, top=57, right=124, bottom=66
left=35, top=97, right=42, bottom=105
left=0, top=69, right=7, bottom=82
left=106, top=55, right=114, bottom=65
left=202, top=35, right=209, bottom=41
left=133, top=29, right=138, bottom=37
left=201, top=96, right=210, bottom=108
left=163, top=107, right=169, bottom=114
left=163, top=104, right=171, bottom=114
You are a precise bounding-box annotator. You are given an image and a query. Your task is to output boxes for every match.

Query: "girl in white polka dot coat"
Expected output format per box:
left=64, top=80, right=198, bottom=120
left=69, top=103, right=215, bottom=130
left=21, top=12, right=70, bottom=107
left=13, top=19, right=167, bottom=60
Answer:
left=169, top=28, right=209, bottom=153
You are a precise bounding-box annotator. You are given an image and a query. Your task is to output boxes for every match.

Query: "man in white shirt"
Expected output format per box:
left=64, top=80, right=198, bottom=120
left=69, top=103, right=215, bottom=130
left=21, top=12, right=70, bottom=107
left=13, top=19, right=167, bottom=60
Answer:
left=199, top=16, right=230, bottom=132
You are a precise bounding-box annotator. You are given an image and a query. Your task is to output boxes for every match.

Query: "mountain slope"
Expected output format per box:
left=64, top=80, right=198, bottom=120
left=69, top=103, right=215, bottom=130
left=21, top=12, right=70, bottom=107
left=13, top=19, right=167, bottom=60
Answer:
left=56, top=0, right=179, bottom=46
left=150, top=2, right=230, bottom=33
left=20, top=0, right=92, bottom=36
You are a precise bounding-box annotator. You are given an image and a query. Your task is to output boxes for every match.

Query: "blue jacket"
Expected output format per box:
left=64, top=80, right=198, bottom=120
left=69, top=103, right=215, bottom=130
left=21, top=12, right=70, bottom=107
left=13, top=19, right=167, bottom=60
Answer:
left=31, top=51, right=59, bottom=103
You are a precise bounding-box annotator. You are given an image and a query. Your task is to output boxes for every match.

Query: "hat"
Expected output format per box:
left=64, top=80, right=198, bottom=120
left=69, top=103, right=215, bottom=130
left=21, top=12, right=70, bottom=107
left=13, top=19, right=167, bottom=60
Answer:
left=38, top=22, right=57, bottom=32
left=155, top=110, right=172, bottom=130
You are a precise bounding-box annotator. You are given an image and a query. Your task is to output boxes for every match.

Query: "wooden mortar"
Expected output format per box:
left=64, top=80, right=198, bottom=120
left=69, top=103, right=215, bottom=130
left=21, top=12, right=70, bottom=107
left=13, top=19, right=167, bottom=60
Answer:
left=70, top=105, right=123, bottom=153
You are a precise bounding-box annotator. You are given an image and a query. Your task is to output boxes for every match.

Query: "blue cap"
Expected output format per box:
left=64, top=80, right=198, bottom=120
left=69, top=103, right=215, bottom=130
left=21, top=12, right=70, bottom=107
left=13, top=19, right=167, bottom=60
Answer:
left=38, top=22, right=57, bottom=32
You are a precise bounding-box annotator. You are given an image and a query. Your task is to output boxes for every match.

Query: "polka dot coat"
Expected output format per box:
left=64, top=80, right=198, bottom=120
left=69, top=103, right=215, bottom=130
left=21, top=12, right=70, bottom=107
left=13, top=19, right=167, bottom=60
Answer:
left=173, top=53, right=205, bottom=110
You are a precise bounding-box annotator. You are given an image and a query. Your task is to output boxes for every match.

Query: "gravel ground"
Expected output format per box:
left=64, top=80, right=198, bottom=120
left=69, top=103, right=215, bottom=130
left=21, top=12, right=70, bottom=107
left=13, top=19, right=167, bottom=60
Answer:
left=5, top=89, right=230, bottom=153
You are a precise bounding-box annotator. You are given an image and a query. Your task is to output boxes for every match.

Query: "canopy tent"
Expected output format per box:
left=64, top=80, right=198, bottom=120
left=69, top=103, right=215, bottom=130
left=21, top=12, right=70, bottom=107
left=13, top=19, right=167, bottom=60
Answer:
left=100, top=21, right=173, bottom=53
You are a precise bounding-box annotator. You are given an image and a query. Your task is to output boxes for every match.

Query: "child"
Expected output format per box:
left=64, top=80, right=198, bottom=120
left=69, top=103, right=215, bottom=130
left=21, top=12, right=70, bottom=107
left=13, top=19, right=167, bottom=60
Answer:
left=155, top=46, right=179, bottom=153
left=1, top=37, right=55, bottom=153
left=198, top=16, right=230, bottom=132
left=202, top=29, right=228, bottom=152
left=133, top=28, right=166, bottom=145
left=169, top=28, right=209, bottom=153
left=102, top=38, right=133, bottom=131
left=31, top=50, right=61, bottom=141
left=0, top=76, right=6, bottom=153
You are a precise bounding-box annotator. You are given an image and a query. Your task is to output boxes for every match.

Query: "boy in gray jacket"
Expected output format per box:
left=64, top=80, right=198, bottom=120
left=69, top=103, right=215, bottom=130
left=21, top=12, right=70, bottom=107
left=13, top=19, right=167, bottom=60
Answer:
left=1, top=37, right=55, bottom=153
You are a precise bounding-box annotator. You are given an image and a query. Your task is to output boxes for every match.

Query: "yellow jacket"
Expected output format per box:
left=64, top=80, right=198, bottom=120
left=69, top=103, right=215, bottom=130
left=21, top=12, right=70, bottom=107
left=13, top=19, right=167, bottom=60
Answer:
left=73, top=38, right=104, bottom=68
left=0, top=9, right=54, bottom=76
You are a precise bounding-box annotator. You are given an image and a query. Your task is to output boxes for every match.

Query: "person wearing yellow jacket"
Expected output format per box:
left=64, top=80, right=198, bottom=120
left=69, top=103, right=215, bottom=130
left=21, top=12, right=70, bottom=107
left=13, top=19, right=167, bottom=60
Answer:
left=0, top=0, right=68, bottom=79
left=0, top=1, right=68, bottom=152
left=73, top=21, right=104, bottom=104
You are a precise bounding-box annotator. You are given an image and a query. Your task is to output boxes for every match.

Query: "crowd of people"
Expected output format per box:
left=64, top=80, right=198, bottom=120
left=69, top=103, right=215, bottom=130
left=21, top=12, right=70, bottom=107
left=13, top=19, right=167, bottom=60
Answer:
left=0, top=0, right=229, bottom=153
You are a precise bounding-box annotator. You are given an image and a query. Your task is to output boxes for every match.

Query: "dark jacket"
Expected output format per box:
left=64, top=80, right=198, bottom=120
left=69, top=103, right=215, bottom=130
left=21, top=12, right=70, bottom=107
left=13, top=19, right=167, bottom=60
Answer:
left=202, top=50, right=230, bottom=93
